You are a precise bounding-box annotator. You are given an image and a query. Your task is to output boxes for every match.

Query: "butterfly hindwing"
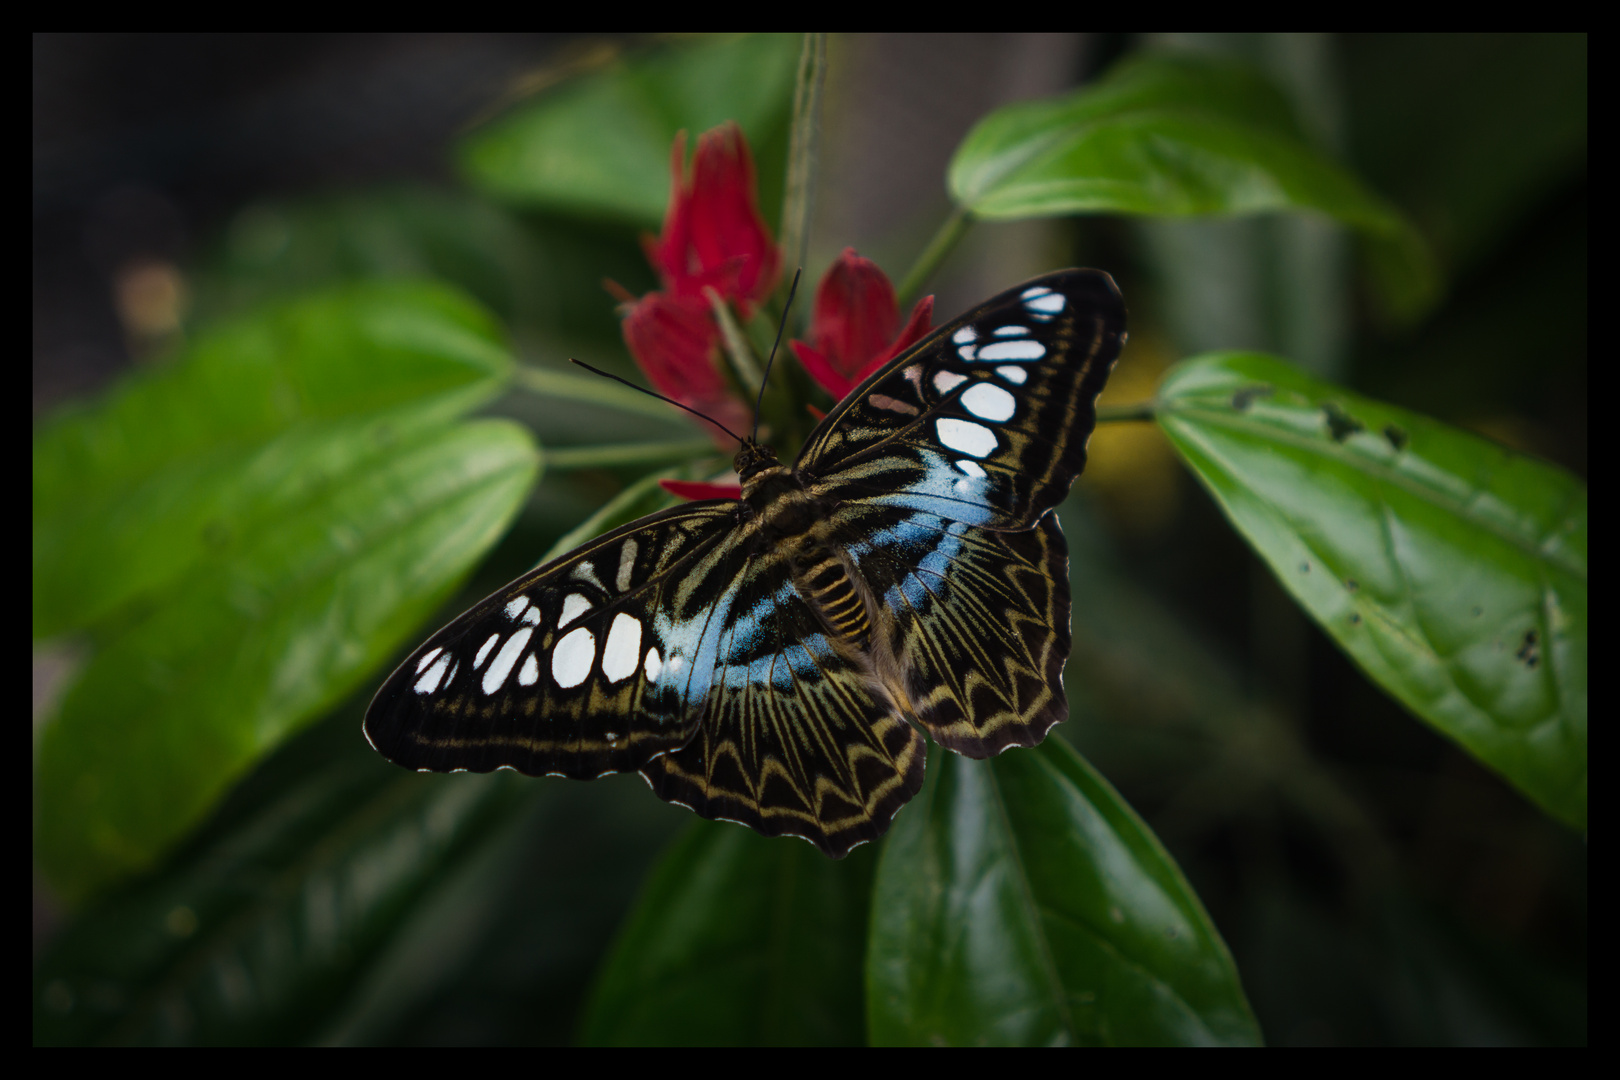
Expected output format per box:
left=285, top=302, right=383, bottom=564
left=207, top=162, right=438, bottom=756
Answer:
left=838, top=504, right=1072, bottom=756
left=640, top=543, right=926, bottom=855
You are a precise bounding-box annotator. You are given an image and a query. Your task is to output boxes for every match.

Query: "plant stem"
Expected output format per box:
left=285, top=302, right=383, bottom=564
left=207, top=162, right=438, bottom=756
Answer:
left=514, top=364, right=691, bottom=422
left=1097, top=401, right=1157, bottom=424
left=543, top=440, right=719, bottom=471
left=779, top=33, right=827, bottom=286
left=896, top=206, right=972, bottom=307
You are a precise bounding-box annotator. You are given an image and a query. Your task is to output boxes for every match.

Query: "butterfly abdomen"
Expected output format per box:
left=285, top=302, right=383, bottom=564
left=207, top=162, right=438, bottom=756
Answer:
left=792, top=548, right=871, bottom=648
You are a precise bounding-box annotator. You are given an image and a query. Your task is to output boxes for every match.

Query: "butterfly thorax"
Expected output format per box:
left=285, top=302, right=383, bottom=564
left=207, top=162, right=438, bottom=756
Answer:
left=737, top=456, right=873, bottom=652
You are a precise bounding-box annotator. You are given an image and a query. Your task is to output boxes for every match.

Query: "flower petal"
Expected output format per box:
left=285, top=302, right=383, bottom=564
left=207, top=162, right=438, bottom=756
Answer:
left=791, top=251, right=935, bottom=398
left=621, top=291, right=750, bottom=446
left=660, top=479, right=743, bottom=501
left=811, top=249, right=900, bottom=380
left=850, top=294, right=935, bottom=385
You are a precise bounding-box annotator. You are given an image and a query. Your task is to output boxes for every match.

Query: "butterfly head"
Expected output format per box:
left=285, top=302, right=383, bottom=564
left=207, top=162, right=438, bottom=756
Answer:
left=733, top=437, right=782, bottom=483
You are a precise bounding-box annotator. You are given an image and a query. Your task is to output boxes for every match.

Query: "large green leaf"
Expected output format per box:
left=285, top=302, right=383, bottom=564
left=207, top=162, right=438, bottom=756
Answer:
left=33, top=755, right=521, bottom=1046
left=579, top=821, right=874, bottom=1046
left=35, top=417, right=538, bottom=901
left=868, top=740, right=1260, bottom=1046
left=33, top=280, right=512, bottom=640
left=948, top=52, right=1435, bottom=321
left=459, top=34, right=800, bottom=226
left=1155, top=352, right=1586, bottom=830
left=33, top=281, right=542, bottom=901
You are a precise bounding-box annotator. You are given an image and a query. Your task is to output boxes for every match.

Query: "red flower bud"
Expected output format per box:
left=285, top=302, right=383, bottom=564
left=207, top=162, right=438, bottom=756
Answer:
left=643, top=122, right=781, bottom=318
left=621, top=291, right=750, bottom=447
left=790, top=249, right=933, bottom=399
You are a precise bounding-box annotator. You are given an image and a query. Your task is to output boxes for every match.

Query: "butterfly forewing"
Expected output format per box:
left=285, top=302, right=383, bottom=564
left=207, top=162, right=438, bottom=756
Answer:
left=365, top=501, right=738, bottom=778
left=364, top=268, right=1125, bottom=858
left=797, top=269, right=1124, bottom=530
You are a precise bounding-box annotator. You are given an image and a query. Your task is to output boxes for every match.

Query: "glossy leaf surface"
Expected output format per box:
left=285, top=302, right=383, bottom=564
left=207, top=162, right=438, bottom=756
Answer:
left=34, top=280, right=512, bottom=640
left=460, top=34, right=799, bottom=226
left=579, top=822, right=873, bottom=1046
left=868, top=739, right=1261, bottom=1046
left=33, top=282, right=537, bottom=901
left=36, top=417, right=538, bottom=900
left=1156, top=352, right=1586, bottom=830
left=34, top=758, right=519, bottom=1046
left=948, top=52, right=1434, bottom=321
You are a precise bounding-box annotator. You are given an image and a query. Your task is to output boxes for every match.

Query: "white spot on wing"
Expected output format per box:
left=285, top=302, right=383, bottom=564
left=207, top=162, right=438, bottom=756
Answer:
left=570, top=562, right=604, bottom=589
left=936, top=418, right=997, bottom=458
left=601, top=613, right=642, bottom=683
left=552, top=627, right=596, bottom=688
left=415, top=647, right=444, bottom=674
left=414, top=654, right=451, bottom=695
left=932, top=370, right=967, bottom=395
left=952, top=326, right=977, bottom=345
left=977, top=339, right=1045, bottom=362
left=1023, top=288, right=1067, bottom=314
left=504, top=596, right=529, bottom=621
left=558, top=593, right=591, bottom=628
left=954, top=458, right=987, bottom=493
left=521, top=605, right=541, bottom=625
left=993, top=324, right=1029, bottom=336
left=474, top=633, right=500, bottom=669
left=482, top=628, right=534, bottom=694
left=996, top=365, right=1028, bottom=384
left=961, top=382, right=1016, bottom=422
left=518, top=653, right=539, bottom=686
left=644, top=647, right=663, bottom=683
left=616, top=540, right=638, bottom=593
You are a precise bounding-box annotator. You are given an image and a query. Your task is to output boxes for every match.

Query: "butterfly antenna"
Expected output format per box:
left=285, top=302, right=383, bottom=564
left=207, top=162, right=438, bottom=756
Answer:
left=568, top=359, right=745, bottom=445
left=752, top=268, right=802, bottom=442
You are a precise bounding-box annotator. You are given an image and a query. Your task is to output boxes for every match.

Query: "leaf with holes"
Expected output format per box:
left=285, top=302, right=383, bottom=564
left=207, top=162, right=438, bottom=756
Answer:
left=1156, top=352, right=1586, bottom=830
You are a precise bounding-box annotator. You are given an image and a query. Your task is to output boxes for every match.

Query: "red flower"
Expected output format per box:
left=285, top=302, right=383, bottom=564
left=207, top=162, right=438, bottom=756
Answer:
left=643, top=123, right=781, bottom=317
left=617, top=122, right=782, bottom=497
left=658, top=479, right=744, bottom=501
left=790, top=249, right=933, bottom=400
left=621, top=291, right=751, bottom=446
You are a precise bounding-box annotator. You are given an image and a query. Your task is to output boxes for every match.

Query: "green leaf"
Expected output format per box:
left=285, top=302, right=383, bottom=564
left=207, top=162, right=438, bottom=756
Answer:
left=579, top=821, right=874, bottom=1046
left=868, top=740, right=1261, bottom=1046
left=191, top=187, right=552, bottom=328
left=33, top=755, right=521, bottom=1046
left=459, top=34, right=800, bottom=226
left=1155, top=352, right=1587, bottom=830
left=948, top=52, right=1436, bottom=322
left=35, top=417, right=539, bottom=901
left=33, top=280, right=512, bottom=640
left=33, top=279, right=539, bottom=901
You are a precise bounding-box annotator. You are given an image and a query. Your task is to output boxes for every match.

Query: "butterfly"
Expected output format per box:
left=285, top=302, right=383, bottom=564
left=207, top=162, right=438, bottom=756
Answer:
left=364, top=269, right=1126, bottom=857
